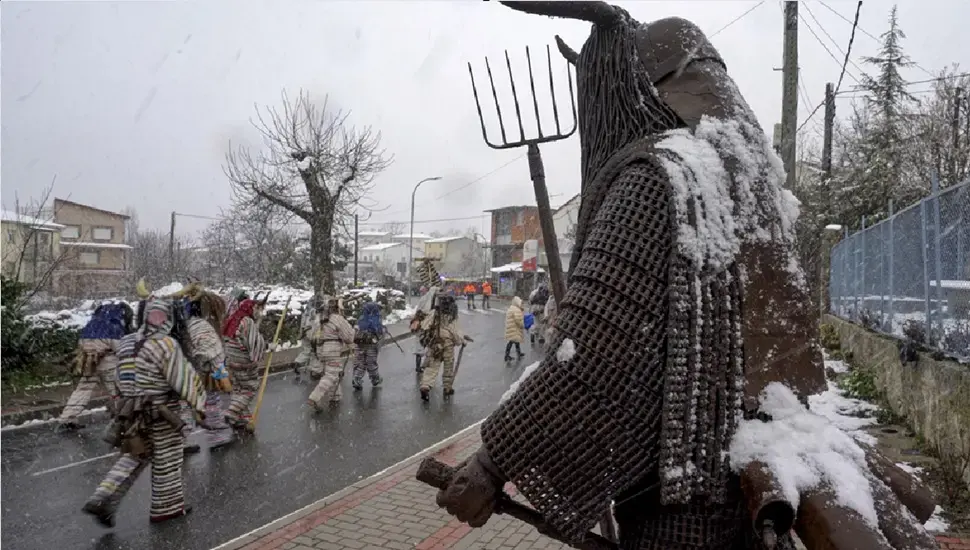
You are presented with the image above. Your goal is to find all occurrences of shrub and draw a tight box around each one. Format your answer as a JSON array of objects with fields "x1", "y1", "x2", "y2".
[
  {"x1": 1, "y1": 277, "x2": 80, "y2": 380},
  {"x1": 819, "y1": 323, "x2": 841, "y2": 350},
  {"x1": 838, "y1": 364, "x2": 879, "y2": 401}
]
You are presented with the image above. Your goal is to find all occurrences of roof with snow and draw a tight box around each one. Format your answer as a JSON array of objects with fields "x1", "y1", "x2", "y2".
[
  {"x1": 425, "y1": 236, "x2": 471, "y2": 243},
  {"x1": 61, "y1": 241, "x2": 133, "y2": 249},
  {"x1": 358, "y1": 231, "x2": 390, "y2": 237},
  {"x1": 360, "y1": 242, "x2": 405, "y2": 251},
  {"x1": 392, "y1": 233, "x2": 432, "y2": 240},
  {"x1": 0, "y1": 210, "x2": 65, "y2": 231},
  {"x1": 490, "y1": 262, "x2": 544, "y2": 273},
  {"x1": 53, "y1": 198, "x2": 130, "y2": 219}
]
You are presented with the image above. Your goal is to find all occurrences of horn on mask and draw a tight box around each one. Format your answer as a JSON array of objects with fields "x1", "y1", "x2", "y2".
[
  {"x1": 136, "y1": 278, "x2": 152, "y2": 299},
  {"x1": 555, "y1": 35, "x2": 579, "y2": 65},
  {"x1": 499, "y1": 1, "x2": 624, "y2": 27}
]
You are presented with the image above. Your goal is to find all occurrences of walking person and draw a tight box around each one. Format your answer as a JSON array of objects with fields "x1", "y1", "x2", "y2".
[
  {"x1": 503, "y1": 296, "x2": 526, "y2": 361},
  {"x1": 528, "y1": 283, "x2": 550, "y2": 344},
  {"x1": 307, "y1": 298, "x2": 355, "y2": 410},
  {"x1": 352, "y1": 302, "x2": 384, "y2": 391},
  {"x1": 59, "y1": 302, "x2": 134, "y2": 429},
  {"x1": 82, "y1": 298, "x2": 206, "y2": 527},
  {"x1": 222, "y1": 298, "x2": 267, "y2": 431},
  {"x1": 464, "y1": 282, "x2": 477, "y2": 310},
  {"x1": 481, "y1": 280, "x2": 492, "y2": 309},
  {"x1": 417, "y1": 295, "x2": 472, "y2": 401}
]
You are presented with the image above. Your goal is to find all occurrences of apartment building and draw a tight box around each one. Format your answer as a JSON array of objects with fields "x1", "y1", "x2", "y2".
[
  {"x1": 52, "y1": 198, "x2": 132, "y2": 296},
  {"x1": 1, "y1": 210, "x2": 64, "y2": 288},
  {"x1": 485, "y1": 205, "x2": 541, "y2": 268}
]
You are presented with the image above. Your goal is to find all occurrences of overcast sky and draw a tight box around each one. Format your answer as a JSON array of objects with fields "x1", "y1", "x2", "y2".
[{"x1": 3, "y1": 0, "x2": 967, "y2": 240}]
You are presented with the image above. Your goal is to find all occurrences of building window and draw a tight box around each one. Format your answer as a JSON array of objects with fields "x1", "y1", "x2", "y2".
[
  {"x1": 92, "y1": 227, "x2": 113, "y2": 241},
  {"x1": 79, "y1": 251, "x2": 100, "y2": 265},
  {"x1": 61, "y1": 225, "x2": 81, "y2": 239}
]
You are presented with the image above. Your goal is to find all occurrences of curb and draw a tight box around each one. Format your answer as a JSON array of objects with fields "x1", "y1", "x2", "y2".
[
  {"x1": 0, "y1": 331, "x2": 415, "y2": 431},
  {"x1": 211, "y1": 418, "x2": 484, "y2": 550}
]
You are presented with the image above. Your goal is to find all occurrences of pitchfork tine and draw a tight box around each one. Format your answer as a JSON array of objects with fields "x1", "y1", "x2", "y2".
[
  {"x1": 484, "y1": 57, "x2": 509, "y2": 146},
  {"x1": 525, "y1": 46, "x2": 543, "y2": 139},
  {"x1": 504, "y1": 50, "x2": 527, "y2": 143},
  {"x1": 467, "y1": 63, "x2": 493, "y2": 148},
  {"x1": 546, "y1": 45, "x2": 561, "y2": 135}
]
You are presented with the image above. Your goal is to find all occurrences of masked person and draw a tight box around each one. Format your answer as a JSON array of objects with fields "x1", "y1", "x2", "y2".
[
  {"x1": 59, "y1": 302, "x2": 134, "y2": 429},
  {"x1": 527, "y1": 284, "x2": 550, "y2": 344},
  {"x1": 417, "y1": 295, "x2": 472, "y2": 401},
  {"x1": 179, "y1": 286, "x2": 235, "y2": 449},
  {"x1": 222, "y1": 297, "x2": 267, "y2": 430},
  {"x1": 306, "y1": 298, "x2": 355, "y2": 410},
  {"x1": 293, "y1": 295, "x2": 321, "y2": 377},
  {"x1": 82, "y1": 299, "x2": 206, "y2": 527},
  {"x1": 352, "y1": 302, "x2": 384, "y2": 391},
  {"x1": 433, "y1": 5, "x2": 937, "y2": 550}
]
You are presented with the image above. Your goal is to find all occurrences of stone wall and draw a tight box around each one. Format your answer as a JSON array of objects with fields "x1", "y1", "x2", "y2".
[{"x1": 825, "y1": 315, "x2": 970, "y2": 488}]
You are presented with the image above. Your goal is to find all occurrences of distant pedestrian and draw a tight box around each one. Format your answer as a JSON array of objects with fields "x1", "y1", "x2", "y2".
[
  {"x1": 464, "y1": 283, "x2": 477, "y2": 309},
  {"x1": 503, "y1": 296, "x2": 526, "y2": 361},
  {"x1": 352, "y1": 302, "x2": 384, "y2": 390},
  {"x1": 481, "y1": 281, "x2": 492, "y2": 309}
]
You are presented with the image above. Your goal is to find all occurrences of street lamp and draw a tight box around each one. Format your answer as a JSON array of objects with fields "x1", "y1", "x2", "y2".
[{"x1": 408, "y1": 176, "x2": 441, "y2": 301}]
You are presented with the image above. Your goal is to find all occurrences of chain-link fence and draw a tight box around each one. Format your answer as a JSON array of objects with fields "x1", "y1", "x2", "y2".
[{"x1": 829, "y1": 179, "x2": 970, "y2": 361}]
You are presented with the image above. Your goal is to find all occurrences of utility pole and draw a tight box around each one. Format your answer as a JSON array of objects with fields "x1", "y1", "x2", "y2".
[
  {"x1": 780, "y1": 0, "x2": 799, "y2": 190},
  {"x1": 168, "y1": 211, "x2": 176, "y2": 276},
  {"x1": 821, "y1": 82, "x2": 835, "y2": 220},
  {"x1": 353, "y1": 213, "x2": 359, "y2": 287},
  {"x1": 952, "y1": 87, "x2": 963, "y2": 185}
]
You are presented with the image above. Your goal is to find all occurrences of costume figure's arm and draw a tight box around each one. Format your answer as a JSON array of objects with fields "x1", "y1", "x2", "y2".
[
  {"x1": 479, "y1": 160, "x2": 672, "y2": 543},
  {"x1": 241, "y1": 317, "x2": 267, "y2": 365},
  {"x1": 157, "y1": 338, "x2": 206, "y2": 413},
  {"x1": 335, "y1": 317, "x2": 356, "y2": 344}
]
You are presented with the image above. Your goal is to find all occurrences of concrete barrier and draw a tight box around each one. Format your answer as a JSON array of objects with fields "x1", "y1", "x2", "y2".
[{"x1": 825, "y1": 314, "x2": 970, "y2": 489}]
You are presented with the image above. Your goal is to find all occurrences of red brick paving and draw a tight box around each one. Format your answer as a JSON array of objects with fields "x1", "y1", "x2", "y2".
[{"x1": 213, "y1": 424, "x2": 970, "y2": 550}]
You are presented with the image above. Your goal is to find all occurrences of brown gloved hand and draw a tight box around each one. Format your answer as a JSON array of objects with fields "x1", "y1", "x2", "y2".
[{"x1": 435, "y1": 448, "x2": 506, "y2": 527}]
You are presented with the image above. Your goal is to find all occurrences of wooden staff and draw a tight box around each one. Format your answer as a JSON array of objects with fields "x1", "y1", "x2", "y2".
[{"x1": 248, "y1": 296, "x2": 292, "y2": 432}]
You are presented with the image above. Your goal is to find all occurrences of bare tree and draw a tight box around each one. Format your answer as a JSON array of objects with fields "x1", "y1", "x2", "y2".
[
  {"x1": 224, "y1": 90, "x2": 393, "y2": 295},
  {"x1": 128, "y1": 229, "x2": 194, "y2": 288},
  {"x1": 1, "y1": 182, "x2": 70, "y2": 304},
  {"x1": 380, "y1": 221, "x2": 406, "y2": 236}
]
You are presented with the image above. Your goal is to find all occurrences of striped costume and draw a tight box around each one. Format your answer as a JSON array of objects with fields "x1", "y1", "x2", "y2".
[
  {"x1": 307, "y1": 314, "x2": 355, "y2": 409},
  {"x1": 84, "y1": 300, "x2": 206, "y2": 525},
  {"x1": 224, "y1": 316, "x2": 266, "y2": 427},
  {"x1": 60, "y1": 339, "x2": 119, "y2": 422},
  {"x1": 183, "y1": 317, "x2": 234, "y2": 447}
]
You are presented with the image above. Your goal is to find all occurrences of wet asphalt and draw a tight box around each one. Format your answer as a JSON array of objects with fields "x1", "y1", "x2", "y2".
[{"x1": 1, "y1": 306, "x2": 542, "y2": 550}]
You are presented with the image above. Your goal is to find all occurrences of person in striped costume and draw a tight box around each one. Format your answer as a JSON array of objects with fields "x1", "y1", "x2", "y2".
[
  {"x1": 180, "y1": 288, "x2": 235, "y2": 448},
  {"x1": 352, "y1": 302, "x2": 384, "y2": 391},
  {"x1": 82, "y1": 298, "x2": 206, "y2": 527},
  {"x1": 222, "y1": 298, "x2": 267, "y2": 431},
  {"x1": 58, "y1": 302, "x2": 134, "y2": 429},
  {"x1": 306, "y1": 297, "x2": 355, "y2": 410}
]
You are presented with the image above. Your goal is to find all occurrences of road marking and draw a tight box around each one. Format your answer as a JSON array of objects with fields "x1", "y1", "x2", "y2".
[{"x1": 30, "y1": 452, "x2": 117, "y2": 477}]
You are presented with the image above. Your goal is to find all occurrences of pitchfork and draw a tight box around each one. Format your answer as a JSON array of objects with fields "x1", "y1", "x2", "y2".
[{"x1": 467, "y1": 45, "x2": 576, "y2": 308}]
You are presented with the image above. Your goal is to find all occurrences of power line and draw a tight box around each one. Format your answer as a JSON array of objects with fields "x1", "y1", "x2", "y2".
[
  {"x1": 816, "y1": 0, "x2": 937, "y2": 79},
  {"x1": 797, "y1": 10, "x2": 861, "y2": 87},
  {"x1": 434, "y1": 154, "x2": 525, "y2": 201},
  {"x1": 844, "y1": 72, "x2": 970, "y2": 91},
  {"x1": 709, "y1": 1, "x2": 766, "y2": 38},
  {"x1": 360, "y1": 213, "x2": 488, "y2": 226},
  {"x1": 833, "y1": 0, "x2": 863, "y2": 94}
]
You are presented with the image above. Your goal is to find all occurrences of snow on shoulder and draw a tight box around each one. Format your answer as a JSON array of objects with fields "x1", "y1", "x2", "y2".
[
  {"x1": 728, "y1": 382, "x2": 880, "y2": 528},
  {"x1": 655, "y1": 116, "x2": 804, "y2": 283}
]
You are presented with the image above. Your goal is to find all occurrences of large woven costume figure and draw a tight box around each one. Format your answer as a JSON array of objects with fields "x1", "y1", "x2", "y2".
[
  {"x1": 435, "y1": 3, "x2": 937, "y2": 550},
  {"x1": 82, "y1": 299, "x2": 205, "y2": 527},
  {"x1": 222, "y1": 298, "x2": 267, "y2": 429},
  {"x1": 59, "y1": 302, "x2": 134, "y2": 427}
]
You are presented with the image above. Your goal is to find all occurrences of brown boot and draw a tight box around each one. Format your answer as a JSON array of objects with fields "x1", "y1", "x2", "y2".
[{"x1": 82, "y1": 499, "x2": 116, "y2": 528}]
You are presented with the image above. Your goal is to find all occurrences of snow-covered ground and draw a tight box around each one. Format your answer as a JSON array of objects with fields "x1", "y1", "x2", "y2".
[{"x1": 25, "y1": 283, "x2": 412, "y2": 330}]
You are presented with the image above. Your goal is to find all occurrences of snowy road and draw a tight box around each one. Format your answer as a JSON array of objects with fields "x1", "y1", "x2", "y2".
[{"x1": 0, "y1": 307, "x2": 541, "y2": 550}]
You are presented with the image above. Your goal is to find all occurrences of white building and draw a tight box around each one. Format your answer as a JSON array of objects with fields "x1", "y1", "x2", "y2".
[
  {"x1": 357, "y1": 231, "x2": 391, "y2": 247},
  {"x1": 538, "y1": 193, "x2": 580, "y2": 273},
  {"x1": 359, "y1": 241, "x2": 424, "y2": 281}
]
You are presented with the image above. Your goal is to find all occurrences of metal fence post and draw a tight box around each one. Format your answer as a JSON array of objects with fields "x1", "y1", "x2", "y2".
[
  {"x1": 843, "y1": 225, "x2": 849, "y2": 317},
  {"x1": 932, "y1": 173, "x2": 944, "y2": 342},
  {"x1": 860, "y1": 215, "x2": 867, "y2": 319},
  {"x1": 920, "y1": 198, "x2": 933, "y2": 345},
  {"x1": 887, "y1": 199, "x2": 895, "y2": 334}
]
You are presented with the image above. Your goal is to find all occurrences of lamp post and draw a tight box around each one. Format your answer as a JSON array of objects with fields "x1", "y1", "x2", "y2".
[{"x1": 408, "y1": 176, "x2": 441, "y2": 302}]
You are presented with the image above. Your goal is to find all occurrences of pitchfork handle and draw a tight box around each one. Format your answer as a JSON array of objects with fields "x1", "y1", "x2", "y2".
[{"x1": 416, "y1": 457, "x2": 618, "y2": 550}]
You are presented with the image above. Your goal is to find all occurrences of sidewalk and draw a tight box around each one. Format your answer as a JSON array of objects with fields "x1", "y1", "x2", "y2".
[
  {"x1": 214, "y1": 421, "x2": 569, "y2": 550},
  {"x1": 215, "y1": 422, "x2": 969, "y2": 550}
]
